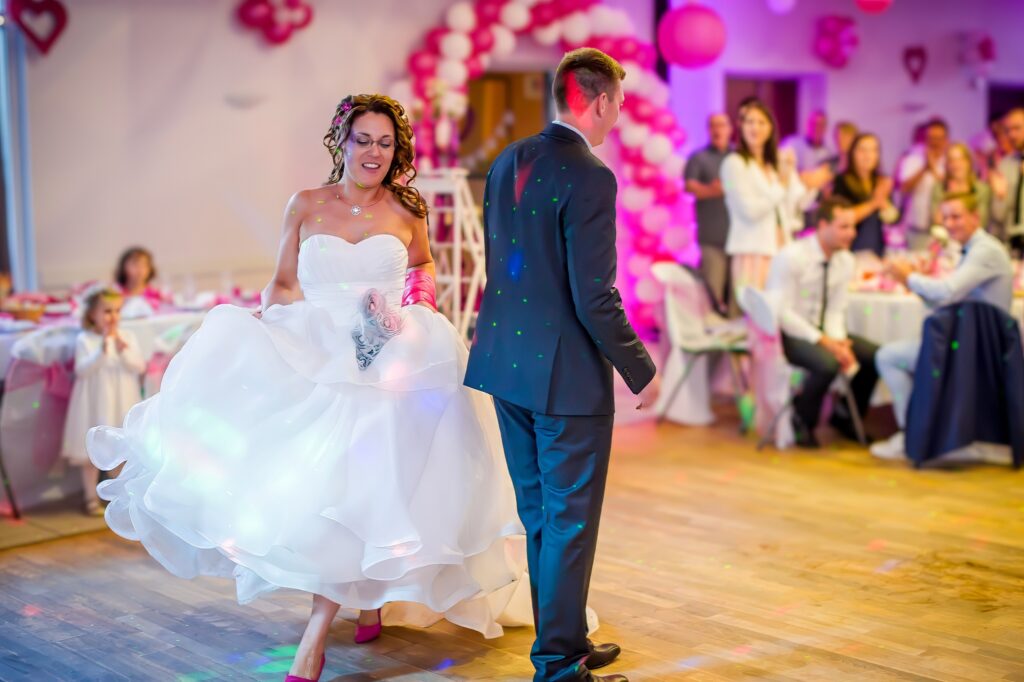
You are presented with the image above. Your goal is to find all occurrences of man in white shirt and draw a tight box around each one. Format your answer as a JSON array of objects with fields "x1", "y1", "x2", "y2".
[
  {"x1": 871, "y1": 192, "x2": 1015, "y2": 459},
  {"x1": 766, "y1": 196, "x2": 880, "y2": 447},
  {"x1": 897, "y1": 118, "x2": 949, "y2": 250}
]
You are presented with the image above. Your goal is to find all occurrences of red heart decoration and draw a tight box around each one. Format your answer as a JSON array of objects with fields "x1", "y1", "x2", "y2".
[
  {"x1": 10, "y1": 0, "x2": 68, "y2": 56},
  {"x1": 903, "y1": 45, "x2": 928, "y2": 83}
]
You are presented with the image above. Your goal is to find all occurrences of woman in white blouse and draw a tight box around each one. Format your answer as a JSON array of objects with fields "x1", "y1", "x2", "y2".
[{"x1": 722, "y1": 101, "x2": 807, "y2": 294}]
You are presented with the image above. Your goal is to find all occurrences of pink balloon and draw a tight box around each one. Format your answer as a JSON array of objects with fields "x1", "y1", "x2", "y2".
[
  {"x1": 238, "y1": 0, "x2": 272, "y2": 28},
  {"x1": 632, "y1": 100, "x2": 655, "y2": 123},
  {"x1": 616, "y1": 37, "x2": 640, "y2": 60},
  {"x1": 634, "y1": 165, "x2": 660, "y2": 188},
  {"x1": 855, "y1": 0, "x2": 893, "y2": 14},
  {"x1": 637, "y1": 44, "x2": 658, "y2": 69},
  {"x1": 466, "y1": 54, "x2": 486, "y2": 79},
  {"x1": 591, "y1": 36, "x2": 615, "y2": 54},
  {"x1": 475, "y1": 0, "x2": 504, "y2": 26},
  {"x1": 409, "y1": 51, "x2": 438, "y2": 76},
  {"x1": 531, "y1": 2, "x2": 559, "y2": 29},
  {"x1": 651, "y1": 110, "x2": 676, "y2": 133},
  {"x1": 657, "y1": 5, "x2": 726, "y2": 69},
  {"x1": 620, "y1": 146, "x2": 643, "y2": 165},
  {"x1": 285, "y1": 0, "x2": 313, "y2": 29},
  {"x1": 669, "y1": 127, "x2": 686, "y2": 147},
  {"x1": 470, "y1": 26, "x2": 494, "y2": 53},
  {"x1": 425, "y1": 27, "x2": 447, "y2": 54},
  {"x1": 264, "y1": 23, "x2": 293, "y2": 44}
]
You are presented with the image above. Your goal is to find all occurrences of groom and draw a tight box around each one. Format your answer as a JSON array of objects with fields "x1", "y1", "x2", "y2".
[{"x1": 466, "y1": 48, "x2": 659, "y2": 682}]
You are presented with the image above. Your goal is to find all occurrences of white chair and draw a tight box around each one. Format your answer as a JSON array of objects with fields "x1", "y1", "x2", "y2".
[
  {"x1": 738, "y1": 286, "x2": 867, "y2": 450},
  {"x1": 651, "y1": 263, "x2": 748, "y2": 426}
]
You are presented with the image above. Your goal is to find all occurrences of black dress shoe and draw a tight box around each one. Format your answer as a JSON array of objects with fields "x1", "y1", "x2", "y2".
[
  {"x1": 791, "y1": 415, "x2": 820, "y2": 449},
  {"x1": 586, "y1": 640, "x2": 621, "y2": 670}
]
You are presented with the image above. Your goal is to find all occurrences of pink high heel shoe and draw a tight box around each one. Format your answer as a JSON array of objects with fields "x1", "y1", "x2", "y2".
[
  {"x1": 284, "y1": 653, "x2": 325, "y2": 682},
  {"x1": 354, "y1": 608, "x2": 382, "y2": 644}
]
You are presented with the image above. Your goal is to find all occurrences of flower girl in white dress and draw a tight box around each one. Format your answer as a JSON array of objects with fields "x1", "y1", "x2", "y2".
[{"x1": 63, "y1": 287, "x2": 143, "y2": 515}]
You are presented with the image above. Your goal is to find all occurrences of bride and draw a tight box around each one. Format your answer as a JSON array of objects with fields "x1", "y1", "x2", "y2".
[{"x1": 88, "y1": 94, "x2": 530, "y2": 681}]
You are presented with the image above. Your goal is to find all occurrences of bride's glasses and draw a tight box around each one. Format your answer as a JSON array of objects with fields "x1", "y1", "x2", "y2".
[{"x1": 351, "y1": 134, "x2": 393, "y2": 151}]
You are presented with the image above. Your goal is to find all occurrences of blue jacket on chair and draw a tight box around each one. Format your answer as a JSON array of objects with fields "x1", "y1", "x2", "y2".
[{"x1": 906, "y1": 300, "x2": 1024, "y2": 468}]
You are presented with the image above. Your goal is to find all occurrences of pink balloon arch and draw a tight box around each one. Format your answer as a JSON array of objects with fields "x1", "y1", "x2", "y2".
[{"x1": 391, "y1": 0, "x2": 698, "y2": 336}]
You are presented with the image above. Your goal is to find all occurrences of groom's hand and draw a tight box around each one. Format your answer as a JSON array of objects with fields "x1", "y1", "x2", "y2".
[{"x1": 636, "y1": 374, "x2": 661, "y2": 410}]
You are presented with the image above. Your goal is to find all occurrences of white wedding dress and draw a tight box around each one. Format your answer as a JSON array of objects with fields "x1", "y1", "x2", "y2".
[{"x1": 88, "y1": 232, "x2": 535, "y2": 638}]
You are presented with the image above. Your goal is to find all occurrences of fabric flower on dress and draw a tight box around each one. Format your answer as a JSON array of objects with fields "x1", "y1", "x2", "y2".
[{"x1": 352, "y1": 289, "x2": 402, "y2": 369}]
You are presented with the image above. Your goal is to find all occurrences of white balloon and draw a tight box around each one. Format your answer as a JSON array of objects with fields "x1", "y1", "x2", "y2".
[
  {"x1": 628, "y1": 254, "x2": 654, "y2": 277},
  {"x1": 590, "y1": 7, "x2": 633, "y2": 36},
  {"x1": 640, "y1": 205, "x2": 671, "y2": 234},
  {"x1": 587, "y1": 6, "x2": 618, "y2": 35},
  {"x1": 437, "y1": 59, "x2": 469, "y2": 86},
  {"x1": 446, "y1": 2, "x2": 477, "y2": 32},
  {"x1": 500, "y1": 3, "x2": 531, "y2": 31},
  {"x1": 442, "y1": 90, "x2": 468, "y2": 118},
  {"x1": 767, "y1": 0, "x2": 798, "y2": 14},
  {"x1": 621, "y1": 186, "x2": 654, "y2": 213},
  {"x1": 661, "y1": 154, "x2": 686, "y2": 179},
  {"x1": 491, "y1": 25, "x2": 516, "y2": 56},
  {"x1": 435, "y1": 117, "x2": 453, "y2": 148},
  {"x1": 642, "y1": 134, "x2": 673, "y2": 165},
  {"x1": 662, "y1": 227, "x2": 690, "y2": 252},
  {"x1": 561, "y1": 12, "x2": 592, "y2": 45},
  {"x1": 388, "y1": 79, "x2": 414, "y2": 110},
  {"x1": 647, "y1": 79, "x2": 670, "y2": 107},
  {"x1": 620, "y1": 61, "x2": 644, "y2": 93},
  {"x1": 619, "y1": 123, "x2": 648, "y2": 149},
  {"x1": 440, "y1": 32, "x2": 473, "y2": 61},
  {"x1": 511, "y1": 0, "x2": 542, "y2": 6},
  {"x1": 635, "y1": 277, "x2": 663, "y2": 304},
  {"x1": 533, "y1": 20, "x2": 562, "y2": 46}
]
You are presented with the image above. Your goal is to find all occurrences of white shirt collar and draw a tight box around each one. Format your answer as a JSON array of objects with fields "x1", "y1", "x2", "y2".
[{"x1": 553, "y1": 120, "x2": 593, "y2": 152}]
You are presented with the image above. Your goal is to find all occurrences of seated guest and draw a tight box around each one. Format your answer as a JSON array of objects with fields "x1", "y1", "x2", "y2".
[
  {"x1": 684, "y1": 112, "x2": 733, "y2": 312},
  {"x1": 766, "y1": 196, "x2": 879, "y2": 447},
  {"x1": 115, "y1": 246, "x2": 162, "y2": 318},
  {"x1": 871, "y1": 192, "x2": 1015, "y2": 460},
  {"x1": 831, "y1": 133, "x2": 896, "y2": 258},
  {"x1": 930, "y1": 142, "x2": 991, "y2": 230}
]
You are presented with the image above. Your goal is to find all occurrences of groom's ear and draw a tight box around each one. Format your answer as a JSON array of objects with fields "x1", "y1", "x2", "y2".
[{"x1": 595, "y1": 91, "x2": 609, "y2": 118}]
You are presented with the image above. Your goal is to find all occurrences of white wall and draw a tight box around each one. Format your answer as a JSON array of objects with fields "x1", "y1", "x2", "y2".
[
  {"x1": 24, "y1": 0, "x2": 653, "y2": 292},
  {"x1": 670, "y1": 0, "x2": 1024, "y2": 167}
]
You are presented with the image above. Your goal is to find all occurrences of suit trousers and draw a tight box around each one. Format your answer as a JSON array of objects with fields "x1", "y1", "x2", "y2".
[{"x1": 493, "y1": 398, "x2": 615, "y2": 682}]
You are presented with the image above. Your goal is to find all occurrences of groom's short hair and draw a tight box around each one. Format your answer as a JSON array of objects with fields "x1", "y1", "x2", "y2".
[{"x1": 553, "y1": 48, "x2": 626, "y2": 114}]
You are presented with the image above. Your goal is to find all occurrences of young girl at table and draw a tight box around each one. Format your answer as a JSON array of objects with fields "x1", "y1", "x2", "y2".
[
  {"x1": 62, "y1": 288, "x2": 145, "y2": 515},
  {"x1": 115, "y1": 246, "x2": 166, "y2": 318}
]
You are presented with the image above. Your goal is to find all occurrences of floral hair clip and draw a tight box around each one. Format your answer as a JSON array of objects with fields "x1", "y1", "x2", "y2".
[{"x1": 332, "y1": 116, "x2": 343, "y2": 125}]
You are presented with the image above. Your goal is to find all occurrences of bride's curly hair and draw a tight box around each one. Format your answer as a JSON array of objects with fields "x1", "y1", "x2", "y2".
[{"x1": 323, "y1": 94, "x2": 428, "y2": 219}]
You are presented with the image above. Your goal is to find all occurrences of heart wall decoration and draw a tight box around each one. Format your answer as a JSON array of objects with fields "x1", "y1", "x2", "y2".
[
  {"x1": 903, "y1": 45, "x2": 927, "y2": 83},
  {"x1": 9, "y1": 0, "x2": 68, "y2": 56}
]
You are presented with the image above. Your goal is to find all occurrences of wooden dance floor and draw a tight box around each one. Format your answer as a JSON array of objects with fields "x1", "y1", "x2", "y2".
[{"x1": 1, "y1": 416, "x2": 1022, "y2": 681}]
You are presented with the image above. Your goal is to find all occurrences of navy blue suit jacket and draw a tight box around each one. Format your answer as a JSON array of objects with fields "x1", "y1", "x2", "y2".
[
  {"x1": 906, "y1": 301, "x2": 1024, "y2": 467},
  {"x1": 464, "y1": 123, "x2": 655, "y2": 416}
]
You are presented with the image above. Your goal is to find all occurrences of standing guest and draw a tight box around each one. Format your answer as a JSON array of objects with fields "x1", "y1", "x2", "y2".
[
  {"x1": 782, "y1": 109, "x2": 832, "y2": 173},
  {"x1": 897, "y1": 118, "x2": 950, "y2": 250},
  {"x1": 930, "y1": 142, "x2": 991, "y2": 230},
  {"x1": 721, "y1": 100, "x2": 806, "y2": 294},
  {"x1": 871, "y1": 192, "x2": 1014, "y2": 460},
  {"x1": 782, "y1": 110, "x2": 835, "y2": 226},
  {"x1": 62, "y1": 288, "x2": 144, "y2": 516},
  {"x1": 766, "y1": 197, "x2": 879, "y2": 448},
  {"x1": 991, "y1": 107, "x2": 1024, "y2": 256},
  {"x1": 684, "y1": 113, "x2": 733, "y2": 311},
  {"x1": 115, "y1": 246, "x2": 163, "y2": 318},
  {"x1": 830, "y1": 121, "x2": 859, "y2": 175},
  {"x1": 830, "y1": 133, "x2": 896, "y2": 257}
]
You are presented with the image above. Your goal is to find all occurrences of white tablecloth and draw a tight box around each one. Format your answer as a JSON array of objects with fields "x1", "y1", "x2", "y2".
[{"x1": 846, "y1": 292, "x2": 1024, "y2": 344}]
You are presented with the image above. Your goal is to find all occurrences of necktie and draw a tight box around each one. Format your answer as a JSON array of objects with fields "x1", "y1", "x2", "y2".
[
  {"x1": 1014, "y1": 155, "x2": 1024, "y2": 227},
  {"x1": 818, "y1": 260, "x2": 830, "y2": 331}
]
